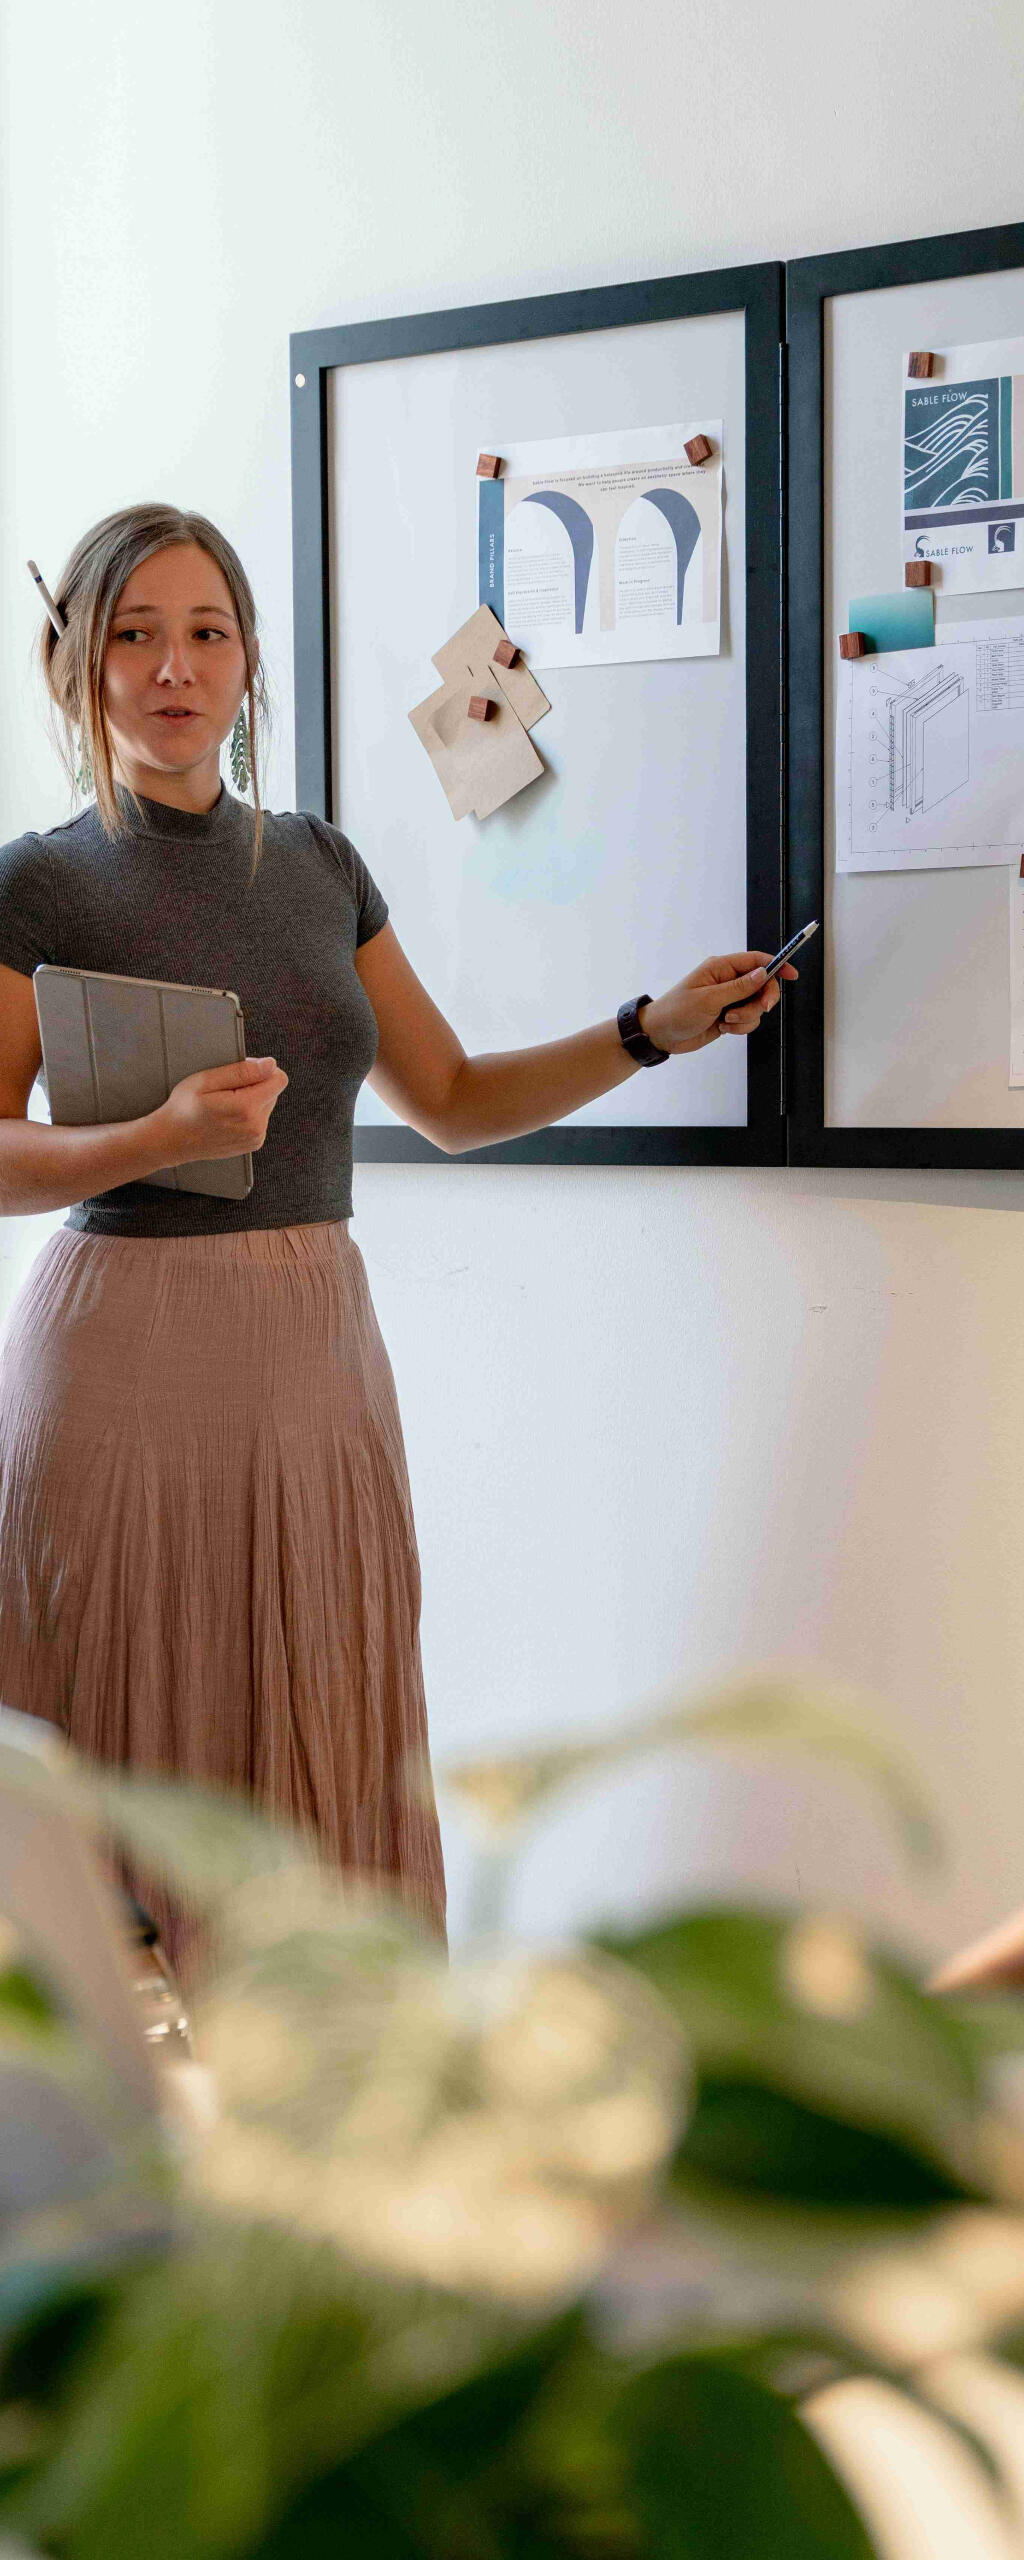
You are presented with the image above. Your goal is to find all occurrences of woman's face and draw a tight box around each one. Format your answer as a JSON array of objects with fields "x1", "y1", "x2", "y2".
[{"x1": 101, "y1": 540, "x2": 251, "y2": 804}]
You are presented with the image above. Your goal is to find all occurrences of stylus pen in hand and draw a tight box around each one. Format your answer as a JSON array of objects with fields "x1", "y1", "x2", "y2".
[
  {"x1": 717, "y1": 918, "x2": 818, "y2": 1028},
  {"x1": 760, "y1": 918, "x2": 819, "y2": 985}
]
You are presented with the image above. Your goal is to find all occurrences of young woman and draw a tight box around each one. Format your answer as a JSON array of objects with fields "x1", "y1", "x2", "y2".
[{"x1": 0, "y1": 502, "x2": 793, "y2": 1982}]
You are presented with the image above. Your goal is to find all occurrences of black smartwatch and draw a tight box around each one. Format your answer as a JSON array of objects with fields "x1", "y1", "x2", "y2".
[{"x1": 617, "y1": 993, "x2": 670, "y2": 1066}]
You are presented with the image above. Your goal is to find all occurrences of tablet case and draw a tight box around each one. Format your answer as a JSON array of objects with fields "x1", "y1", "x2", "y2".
[{"x1": 32, "y1": 964, "x2": 254, "y2": 1200}]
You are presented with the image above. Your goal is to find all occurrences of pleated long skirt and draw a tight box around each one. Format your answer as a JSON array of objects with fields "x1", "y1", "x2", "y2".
[{"x1": 0, "y1": 1219, "x2": 447, "y2": 1982}]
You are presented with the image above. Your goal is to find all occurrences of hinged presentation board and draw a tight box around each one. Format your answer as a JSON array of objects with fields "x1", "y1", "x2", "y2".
[
  {"x1": 292, "y1": 225, "x2": 1024, "y2": 1179},
  {"x1": 290, "y1": 265, "x2": 786, "y2": 1170},
  {"x1": 787, "y1": 218, "x2": 1024, "y2": 1169}
]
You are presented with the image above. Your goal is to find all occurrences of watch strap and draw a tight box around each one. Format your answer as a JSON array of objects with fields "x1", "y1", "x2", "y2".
[{"x1": 617, "y1": 992, "x2": 670, "y2": 1066}]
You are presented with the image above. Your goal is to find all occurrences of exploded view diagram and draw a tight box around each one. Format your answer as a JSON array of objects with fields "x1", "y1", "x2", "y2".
[
  {"x1": 837, "y1": 617, "x2": 1024, "y2": 874},
  {"x1": 881, "y1": 662, "x2": 970, "y2": 820}
]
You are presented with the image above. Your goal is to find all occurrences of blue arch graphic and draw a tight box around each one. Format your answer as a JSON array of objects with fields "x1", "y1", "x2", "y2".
[
  {"x1": 523, "y1": 491, "x2": 594, "y2": 633},
  {"x1": 641, "y1": 489, "x2": 702, "y2": 623}
]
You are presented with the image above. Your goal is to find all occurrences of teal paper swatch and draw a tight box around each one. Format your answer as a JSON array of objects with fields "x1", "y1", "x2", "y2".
[{"x1": 848, "y1": 589, "x2": 935, "y2": 652}]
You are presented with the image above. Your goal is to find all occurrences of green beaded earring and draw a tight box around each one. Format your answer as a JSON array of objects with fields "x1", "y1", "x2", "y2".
[
  {"x1": 74, "y1": 729, "x2": 94, "y2": 797},
  {"x1": 229, "y1": 702, "x2": 251, "y2": 794}
]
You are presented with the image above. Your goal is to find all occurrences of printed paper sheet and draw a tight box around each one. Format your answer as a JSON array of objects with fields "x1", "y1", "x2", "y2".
[
  {"x1": 903, "y1": 338, "x2": 1024, "y2": 593},
  {"x1": 836, "y1": 615, "x2": 1024, "y2": 873},
  {"x1": 478, "y1": 423, "x2": 722, "y2": 669},
  {"x1": 1009, "y1": 865, "x2": 1024, "y2": 1086}
]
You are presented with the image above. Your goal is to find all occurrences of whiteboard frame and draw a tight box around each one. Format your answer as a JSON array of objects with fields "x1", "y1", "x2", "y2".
[
  {"x1": 289, "y1": 264, "x2": 787, "y2": 1170},
  {"x1": 787, "y1": 218, "x2": 1024, "y2": 1169}
]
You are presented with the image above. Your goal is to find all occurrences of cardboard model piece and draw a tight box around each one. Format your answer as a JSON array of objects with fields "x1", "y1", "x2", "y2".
[{"x1": 409, "y1": 605, "x2": 550, "y2": 820}]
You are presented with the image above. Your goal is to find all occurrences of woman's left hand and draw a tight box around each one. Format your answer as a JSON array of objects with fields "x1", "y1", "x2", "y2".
[{"x1": 642, "y1": 952, "x2": 799, "y2": 1057}]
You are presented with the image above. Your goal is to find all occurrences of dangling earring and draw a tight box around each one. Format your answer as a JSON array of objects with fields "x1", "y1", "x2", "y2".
[
  {"x1": 229, "y1": 702, "x2": 251, "y2": 794},
  {"x1": 74, "y1": 729, "x2": 93, "y2": 797}
]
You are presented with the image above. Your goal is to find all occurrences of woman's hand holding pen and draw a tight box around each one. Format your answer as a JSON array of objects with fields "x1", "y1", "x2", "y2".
[
  {"x1": 154, "y1": 1055, "x2": 289, "y2": 1164},
  {"x1": 641, "y1": 952, "x2": 799, "y2": 1057}
]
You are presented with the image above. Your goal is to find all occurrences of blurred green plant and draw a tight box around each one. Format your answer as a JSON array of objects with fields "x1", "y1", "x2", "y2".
[{"x1": 0, "y1": 1685, "x2": 1021, "y2": 2557}]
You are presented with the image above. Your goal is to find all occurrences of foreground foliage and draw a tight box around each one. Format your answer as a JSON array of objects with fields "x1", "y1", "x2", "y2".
[{"x1": 0, "y1": 1689, "x2": 1022, "y2": 2556}]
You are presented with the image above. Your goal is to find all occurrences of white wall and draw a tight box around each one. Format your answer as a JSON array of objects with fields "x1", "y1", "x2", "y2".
[{"x1": 2, "y1": 0, "x2": 1024, "y2": 1966}]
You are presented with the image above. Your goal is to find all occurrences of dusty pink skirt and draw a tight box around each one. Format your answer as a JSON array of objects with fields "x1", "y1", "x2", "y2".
[{"x1": 0, "y1": 1219, "x2": 447, "y2": 1982}]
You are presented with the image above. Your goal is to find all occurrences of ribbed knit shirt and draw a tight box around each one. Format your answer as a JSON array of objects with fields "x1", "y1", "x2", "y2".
[{"x1": 0, "y1": 783, "x2": 389, "y2": 1236}]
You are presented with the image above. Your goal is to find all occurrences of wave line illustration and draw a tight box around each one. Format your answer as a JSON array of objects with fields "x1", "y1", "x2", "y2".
[{"x1": 904, "y1": 387, "x2": 997, "y2": 512}]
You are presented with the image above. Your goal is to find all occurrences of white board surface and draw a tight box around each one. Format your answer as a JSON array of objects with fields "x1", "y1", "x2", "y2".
[
  {"x1": 825, "y1": 263, "x2": 1024, "y2": 1128},
  {"x1": 328, "y1": 309, "x2": 750, "y2": 1131}
]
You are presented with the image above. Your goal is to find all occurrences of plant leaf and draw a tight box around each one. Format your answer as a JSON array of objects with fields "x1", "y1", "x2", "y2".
[
  {"x1": 246, "y1": 2317, "x2": 635, "y2": 2559},
  {"x1": 610, "y1": 2351, "x2": 878, "y2": 2559},
  {"x1": 13, "y1": 2225, "x2": 561, "y2": 2560},
  {"x1": 186, "y1": 1919, "x2": 686, "y2": 2309},
  {"x1": 589, "y1": 1909, "x2": 988, "y2": 2192},
  {"x1": 71, "y1": 1766, "x2": 430, "y2": 1964},
  {"x1": 438, "y1": 1676, "x2": 942, "y2": 1873},
  {"x1": 676, "y1": 2076, "x2": 976, "y2": 2208}
]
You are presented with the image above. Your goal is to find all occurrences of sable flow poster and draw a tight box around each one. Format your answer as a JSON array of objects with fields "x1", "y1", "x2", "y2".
[
  {"x1": 478, "y1": 423, "x2": 723, "y2": 669},
  {"x1": 903, "y1": 338, "x2": 1024, "y2": 592}
]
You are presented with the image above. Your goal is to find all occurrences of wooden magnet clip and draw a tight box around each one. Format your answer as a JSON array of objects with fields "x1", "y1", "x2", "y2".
[
  {"x1": 907, "y1": 352, "x2": 934, "y2": 379},
  {"x1": 492, "y1": 635, "x2": 519, "y2": 667},
  {"x1": 684, "y1": 433, "x2": 714, "y2": 465},
  {"x1": 839, "y1": 631, "x2": 869, "y2": 659},
  {"x1": 905, "y1": 560, "x2": 932, "y2": 586},
  {"x1": 468, "y1": 693, "x2": 494, "y2": 720},
  {"x1": 476, "y1": 453, "x2": 502, "y2": 478}
]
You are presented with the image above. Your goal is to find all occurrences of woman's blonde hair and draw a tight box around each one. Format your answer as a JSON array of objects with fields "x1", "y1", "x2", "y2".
[{"x1": 33, "y1": 503, "x2": 270, "y2": 881}]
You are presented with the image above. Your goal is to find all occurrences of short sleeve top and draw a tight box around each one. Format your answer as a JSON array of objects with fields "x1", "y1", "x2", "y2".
[{"x1": 0, "y1": 782, "x2": 390, "y2": 1234}]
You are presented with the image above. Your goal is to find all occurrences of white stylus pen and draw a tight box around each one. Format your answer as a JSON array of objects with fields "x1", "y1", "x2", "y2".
[
  {"x1": 26, "y1": 558, "x2": 66, "y2": 635},
  {"x1": 760, "y1": 917, "x2": 819, "y2": 983}
]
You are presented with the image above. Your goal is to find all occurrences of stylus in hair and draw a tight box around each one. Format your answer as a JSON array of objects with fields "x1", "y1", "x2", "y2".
[{"x1": 27, "y1": 559, "x2": 67, "y2": 636}]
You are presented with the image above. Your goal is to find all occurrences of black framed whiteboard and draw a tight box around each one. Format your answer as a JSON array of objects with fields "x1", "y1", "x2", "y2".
[
  {"x1": 289, "y1": 263, "x2": 786, "y2": 1171},
  {"x1": 787, "y1": 218, "x2": 1024, "y2": 1170}
]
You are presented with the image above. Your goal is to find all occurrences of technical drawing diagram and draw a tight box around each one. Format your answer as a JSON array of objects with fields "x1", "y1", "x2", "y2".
[
  {"x1": 837, "y1": 616, "x2": 1024, "y2": 875},
  {"x1": 884, "y1": 663, "x2": 970, "y2": 819}
]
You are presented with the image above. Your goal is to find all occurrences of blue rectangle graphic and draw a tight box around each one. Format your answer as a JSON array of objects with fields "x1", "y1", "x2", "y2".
[
  {"x1": 848, "y1": 588, "x2": 935, "y2": 652},
  {"x1": 477, "y1": 478, "x2": 504, "y2": 627}
]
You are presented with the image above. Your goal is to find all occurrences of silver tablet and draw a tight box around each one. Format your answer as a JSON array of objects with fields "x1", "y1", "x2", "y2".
[{"x1": 32, "y1": 963, "x2": 254, "y2": 1200}]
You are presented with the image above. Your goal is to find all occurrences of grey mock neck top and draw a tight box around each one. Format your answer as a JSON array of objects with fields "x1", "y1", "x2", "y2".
[{"x1": 0, "y1": 783, "x2": 389, "y2": 1236}]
